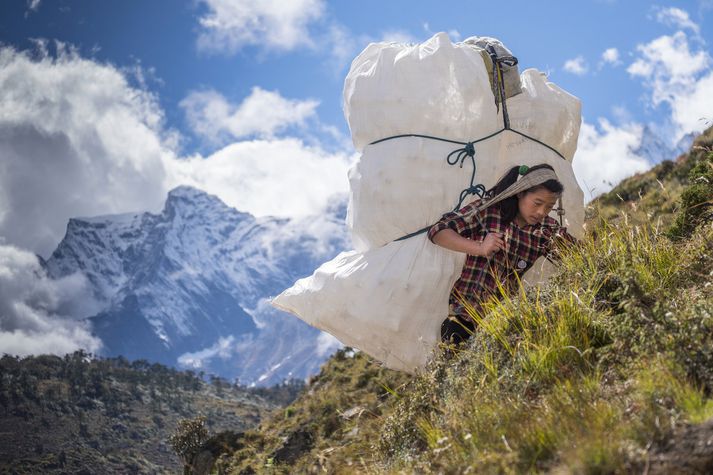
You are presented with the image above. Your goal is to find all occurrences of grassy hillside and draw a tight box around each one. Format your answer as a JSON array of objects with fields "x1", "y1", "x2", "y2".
[
  {"x1": 207, "y1": 129, "x2": 713, "y2": 474},
  {"x1": 213, "y1": 349, "x2": 410, "y2": 473}
]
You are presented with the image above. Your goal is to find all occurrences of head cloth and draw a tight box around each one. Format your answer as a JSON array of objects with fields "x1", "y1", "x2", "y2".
[{"x1": 463, "y1": 168, "x2": 560, "y2": 222}]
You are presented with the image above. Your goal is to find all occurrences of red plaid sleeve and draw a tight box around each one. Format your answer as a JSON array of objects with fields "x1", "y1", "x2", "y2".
[{"x1": 428, "y1": 200, "x2": 483, "y2": 243}]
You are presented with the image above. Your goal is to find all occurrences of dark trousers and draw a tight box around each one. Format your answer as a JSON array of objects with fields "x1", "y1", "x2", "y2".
[{"x1": 440, "y1": 314, "x2": 475, "y2": 345}]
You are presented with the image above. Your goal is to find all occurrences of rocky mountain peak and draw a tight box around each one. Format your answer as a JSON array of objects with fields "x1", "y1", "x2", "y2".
[{"x1": 163, "y1": 185, "x2": 252, "y2": 226}]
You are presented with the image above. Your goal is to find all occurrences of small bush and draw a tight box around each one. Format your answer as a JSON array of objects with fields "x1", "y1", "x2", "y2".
[
  {"x1": 169, "y1": 416, "x2": 209, "y2": 468},
  {"x1": 668, "y1": 151, "x2": 712, "y2": 240}
]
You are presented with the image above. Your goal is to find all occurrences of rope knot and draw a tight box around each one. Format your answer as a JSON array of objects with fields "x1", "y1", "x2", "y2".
[
  {"x1": 465, "y1": 184, "x2": 486, "y2": 197},
  {"x1": 446, "y1": 142, "x2": 477, "y2": 168},
  {"x1": 457, "y1": 184, "x2": 487, "y2": 211}
]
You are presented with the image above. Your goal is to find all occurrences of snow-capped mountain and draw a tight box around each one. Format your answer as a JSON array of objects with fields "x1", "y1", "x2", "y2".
[
  {"x1": 44, "y1": 186, "x2": 349, "y2": 385},
  {"x1": 634, "y1": 125, "x2": 695, "y2": 164}
]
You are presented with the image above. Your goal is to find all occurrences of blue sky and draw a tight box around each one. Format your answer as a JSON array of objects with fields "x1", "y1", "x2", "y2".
[
  {"x1": 3, "y1": 0, "x2": 712, "y2": 148},
  {"x1": 1, "y1": 0, "x2": 713, "y2": 257}
]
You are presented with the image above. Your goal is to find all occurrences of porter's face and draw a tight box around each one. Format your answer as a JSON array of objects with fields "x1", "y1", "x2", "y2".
[{"x1": 517, "y1": 187, "x2": 560, "y2": 225}]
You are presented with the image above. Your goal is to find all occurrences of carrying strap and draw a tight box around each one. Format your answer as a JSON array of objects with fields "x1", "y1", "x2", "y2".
[{"x1": 459, "y1": 168, "x2": 560, "y2": 229}]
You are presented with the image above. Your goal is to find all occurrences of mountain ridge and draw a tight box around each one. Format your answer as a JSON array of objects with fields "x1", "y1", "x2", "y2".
[{"x1": 43, "y1": 185, "x2": 350, "y2": 386}]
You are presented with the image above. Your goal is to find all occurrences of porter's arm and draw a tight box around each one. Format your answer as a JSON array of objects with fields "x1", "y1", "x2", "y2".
[
  {"x1": 431, "y1": 228, "x2": 504, "y2": 257},
  {"x1": 428, "y1": 200, "x2": 505, "y2": 257}
]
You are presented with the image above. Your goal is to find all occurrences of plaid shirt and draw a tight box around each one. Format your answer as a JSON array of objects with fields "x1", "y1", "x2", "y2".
[{"x1": 428, "y1": 199, "x2": 577, "y2": 319}]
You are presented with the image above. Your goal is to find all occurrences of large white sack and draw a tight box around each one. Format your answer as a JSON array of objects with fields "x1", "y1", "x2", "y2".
[
  {"x1": 272, "y1": 234, "x2": 466, "y2": 372},
  {"x1": 506, "y1": 69, "x2": 582, "y2": 162},
  {"x1": 344, "y1": 32, "x2": 499, "y2": 152},
  {"x1": 348, "y1": 67, "x2": 583, "y2": 252}
]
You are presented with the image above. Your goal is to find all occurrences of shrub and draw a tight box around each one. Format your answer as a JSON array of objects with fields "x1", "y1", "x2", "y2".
[
  {"x1": 169, "y1": 416, "x2": 209, "y2": 470},
  {"x1": 668, "y1": 151, "x2": 713, "y2": 240}
]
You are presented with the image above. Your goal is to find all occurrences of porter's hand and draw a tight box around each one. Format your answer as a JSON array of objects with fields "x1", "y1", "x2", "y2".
[{"x1": 479, "y1": 232, "x2": 505, "y2": 257}]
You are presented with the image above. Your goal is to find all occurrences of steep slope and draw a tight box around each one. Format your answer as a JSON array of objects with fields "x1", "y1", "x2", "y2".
[
  {"x1": 214, "y1": 349, "x2": 410, "y2": 474},
  {"x1": 208, "y1": 129, "x2": 713, "y2": 474}
]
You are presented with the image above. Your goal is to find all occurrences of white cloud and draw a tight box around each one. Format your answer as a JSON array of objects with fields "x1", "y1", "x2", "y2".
[
  {"x1": 167, "y1": 138, "x2": 353, "y2": 219},
  {"x1": 0, "y1": 44, "x2": 352, "y2": 261},
  {"x1": 667, "y1": 73, "x2": 713, "y2": 134},
  {"x1": 572, "y1": 119, "x2": 649, "y2": 201},
  {"x1": 325, "y1": 23, "x2": 358, "y2": 72},
  {"x1": 177, "y1": 335, "x2": 236, "y2": 368},
  {"x1": 196, "y1": 0, "x2": 326, "y2": 54},
  {"x1": 628, "y1": 31, "x2": 708, "y2": 82},
  {"x1": 611, "y1": 105, "x2": 633, "y2": 123},
  {"x1": 193, "y1": 0, "x2": 421, "y2": 75},
  {"x1": 194, "y1": 0, "x2": 367, "y2": 77},
  {"x1": 423, "y1": 23, "x2": 460, "y2": 42},
  {"x1": 0, "y1": 244, "x2": 103, "y2": 356},
  {"x1": 572, "y1": 26, "x2": 713, "y2": 201},
  {"x1": 0, "y1": 44, "x2": 174, "y2": 257},
  {"x1": 448, "y1": 29, "x2": 462, "y2": 42},
  {"x1": 27, "y1": 0, "x2": 41, "y2": 11},
  {"x1": 601, "y1": 47, "x2": 620, "y2": 65},
  {"x1": 563, "y1": 56, "x2": 588, "y2": 75},
  {"x1": 627, "y1": 31, "x2": 713, "y2": 141},
  {"x1": 259, "y1": 203, "x2": 350, "y2": 267},
  {"x1": 655, "y1": 6, "x2": 701, "y2": 35},
  {"x1": 316, "y1": 332, "x2": 341, "y2": 357},
  {"x1": 181, "y1": 87, "x2": 319, "y2": 144}
]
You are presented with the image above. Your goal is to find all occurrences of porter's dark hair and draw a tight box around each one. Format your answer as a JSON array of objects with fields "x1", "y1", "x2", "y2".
[{"x1": 486, "y1": 163, "x2": 564, "y2": 225}]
